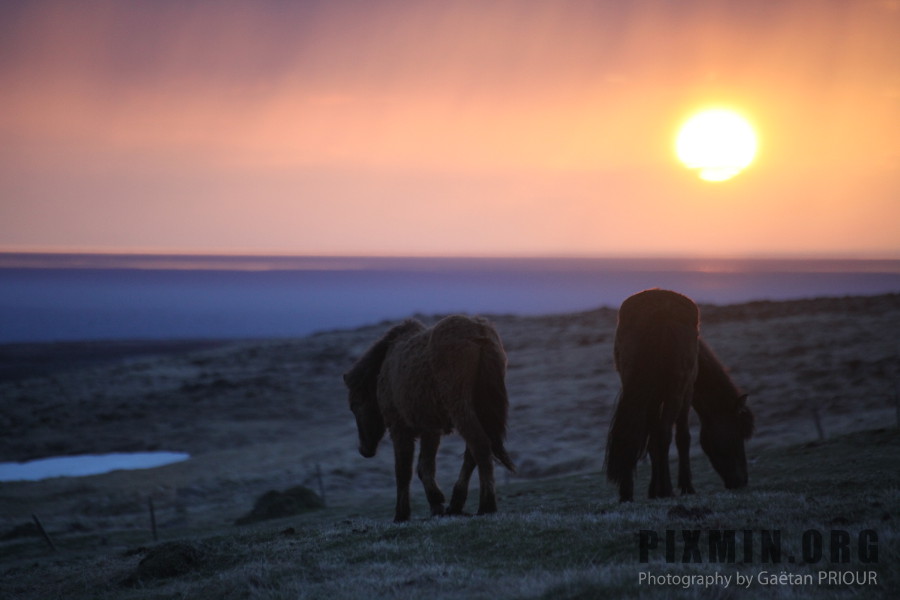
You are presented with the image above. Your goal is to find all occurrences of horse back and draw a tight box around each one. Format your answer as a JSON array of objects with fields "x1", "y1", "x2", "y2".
[
  {"x1": 427, "y1": 315, "x2": 506, "y2": 395},
  {"x1": 615, "y1": 289, "x2": 700, "y2": 393},
  {"x1": 617, "y1": 288, "x2": 699, "y2": 335},
  {"x1": 376, "y1": 315, "x2": 508, "y2": 437},
  {"x1": 429, "y1": 315, "x2": 503, "y2": 353}
]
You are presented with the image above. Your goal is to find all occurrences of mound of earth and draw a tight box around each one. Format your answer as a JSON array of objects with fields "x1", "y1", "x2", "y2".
[
  {"x1": 234, "y1": 485, "x2": 325, "y2": 525},
  {"x1": 123, "y1": 542, "x2": 204, "y2": 585}
]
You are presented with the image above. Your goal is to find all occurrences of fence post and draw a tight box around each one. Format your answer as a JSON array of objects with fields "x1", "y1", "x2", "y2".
[
  {"x1": 149, "y1": 498, "x2": 158, "y2": 542},
  {"x1": 811, "y1": 406, "x2": 825, "y2": 441},
  {"x1": 315, "y1": 463, "x2": 326, "y2": 507},
  {"x1": 31, "y1": 513, "x2": 57, "y2": 553}
]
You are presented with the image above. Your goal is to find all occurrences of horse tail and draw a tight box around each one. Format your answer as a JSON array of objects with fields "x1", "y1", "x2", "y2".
[
  {"x1": 471, "y1": 330, "x2": 516, "y2": 473},
  {"x1": 604, "y1": 387, "x2": 650, "y2": 484}
]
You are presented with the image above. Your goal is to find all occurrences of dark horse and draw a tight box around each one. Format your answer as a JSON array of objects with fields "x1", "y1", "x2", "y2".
[
  {"x1": 604, "y1": 289, "x2": 754, "y2": 502},
  {"x1": 343, "y1": 315, "x2": 515, "y2": 522}
]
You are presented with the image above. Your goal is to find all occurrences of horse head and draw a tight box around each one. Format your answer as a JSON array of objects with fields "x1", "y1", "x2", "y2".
[
  {"x1": 699, "y1": 394, "x2": 755, "y2": 489},
  {"x1": 343, "y1": 371, "x2": 386, "y2": 458},
  {"x1": 342, "y1": 320, "x2": 424, "y2": 458}
]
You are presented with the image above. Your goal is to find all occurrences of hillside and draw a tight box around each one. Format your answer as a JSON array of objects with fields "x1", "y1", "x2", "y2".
[{"x1": 1, "y1": 294, "x2": 898, "y2": 598}]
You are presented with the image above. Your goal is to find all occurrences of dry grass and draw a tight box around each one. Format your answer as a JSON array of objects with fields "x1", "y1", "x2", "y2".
[{"x1": 1, "y1": 429, "x2": 897, "y2": 599}]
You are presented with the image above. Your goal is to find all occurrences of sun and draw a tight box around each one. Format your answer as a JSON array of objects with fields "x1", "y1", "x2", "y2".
[{"x1": 675, "y1": 109, "x2": 758, "y2": 182}]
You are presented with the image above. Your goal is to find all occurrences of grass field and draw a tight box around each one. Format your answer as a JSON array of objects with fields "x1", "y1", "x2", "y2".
[
  {"x1": 2, "y1": 428, "x2": 897, "y2": 600},
  {"x1": 2, "y1": 295, "x2": 898, "y2": 598}
]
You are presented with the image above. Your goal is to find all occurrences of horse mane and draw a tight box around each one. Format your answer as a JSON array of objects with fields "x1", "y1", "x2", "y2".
[
  {"x1": 343, "y1": 319, "x2": 426, "y2": 401},
  {"x1": 694, "y1": 338, "x2": 755, "y2": 439}
]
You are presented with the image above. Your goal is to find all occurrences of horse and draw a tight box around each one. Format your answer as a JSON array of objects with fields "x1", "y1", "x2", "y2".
[
  {"x1": 604, "y1": 289, "x2": 755, "y2": 501},
  {"x1": 343, "y1": 315, "x2": 515, "y2": 522},
  {"x1": 605, "y1": 289, "x2": 700, "y2": 502}
]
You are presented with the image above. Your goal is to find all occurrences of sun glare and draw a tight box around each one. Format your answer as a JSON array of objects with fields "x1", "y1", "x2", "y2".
[{"x1": 675, "y1": 109, "x2": 758, "y2": 182}]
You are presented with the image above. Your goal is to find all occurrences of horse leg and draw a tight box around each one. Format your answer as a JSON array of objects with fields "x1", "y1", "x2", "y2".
[
  {"x1": 648, "y1": 430, "x2": 673, "y2": 498},
  {"x1": 447, "y1": 449, "x2": 476, "y2": 515},
  {"x1": 648, "y1": 400, "x2": 677, "y2": 499},
  {"x1": 391, "y1": 429, "x2": 415, "y2": 522},
  {"x1": 467, "y1": 435, "x2": 498, "y2": 515},
  {"x1": 618, "y1": 469, "x2": 635, "y2": 503},
  {"x1": 676, "y1": 394, "x2": 695, "y2": 495},
  {"x1": 416, "y1": 431, "x2": 445, "y2": 516}
]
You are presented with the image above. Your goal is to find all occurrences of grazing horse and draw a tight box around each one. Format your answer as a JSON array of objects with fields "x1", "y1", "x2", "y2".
[
  {"x1": 343, "y1": 315, "x2": 515, "y2": 522},
  {"x1": 605, "y1": 289, "x2": 700, "y2": 502},
  {"x1": 605, "y1": 289, "x2": 755, "y2": 501}
]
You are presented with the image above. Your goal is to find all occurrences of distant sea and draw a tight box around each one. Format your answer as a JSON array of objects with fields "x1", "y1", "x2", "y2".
[{"x1": 2, "y1": 254, "x2": 899, "y2": 343}]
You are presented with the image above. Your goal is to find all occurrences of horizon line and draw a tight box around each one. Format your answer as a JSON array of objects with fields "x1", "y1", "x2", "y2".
[
  {"x1": 2, "y1": 246, "x2": 900, "y2": 262},
  {"x1": 2, "y1": 250, "x2": 900, "y2": 274}
]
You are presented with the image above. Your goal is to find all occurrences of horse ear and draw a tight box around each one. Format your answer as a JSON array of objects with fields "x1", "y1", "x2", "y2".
[{"x1": 342, "y1": 372, "x2": 350, "y2": 386}]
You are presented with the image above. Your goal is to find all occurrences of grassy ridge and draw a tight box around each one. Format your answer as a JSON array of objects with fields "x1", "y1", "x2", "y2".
[{"x1": 2, "y1": 428, "x2": 897, "y2": 599}]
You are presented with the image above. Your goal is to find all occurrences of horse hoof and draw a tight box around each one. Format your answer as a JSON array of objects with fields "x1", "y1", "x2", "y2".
[{"x1": 430, "y1": 505, "x2": 445, "y2": 517}]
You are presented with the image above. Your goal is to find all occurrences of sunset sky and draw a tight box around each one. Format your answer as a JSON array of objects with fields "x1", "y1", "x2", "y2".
[{"x1": 1, "y1": 0, "x2": 898, "y2": 258}]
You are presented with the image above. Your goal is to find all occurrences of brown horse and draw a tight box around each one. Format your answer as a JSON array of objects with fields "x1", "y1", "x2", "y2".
[
  {"x1": 605, "y1": 289, "x2": 755, "y2": 501},
  {"x1": 343, "y1": 315, "x2": 515, "y2": 522},
  {"x1": 605, "y1": 289, "x2": 700, "y2": 502}
]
